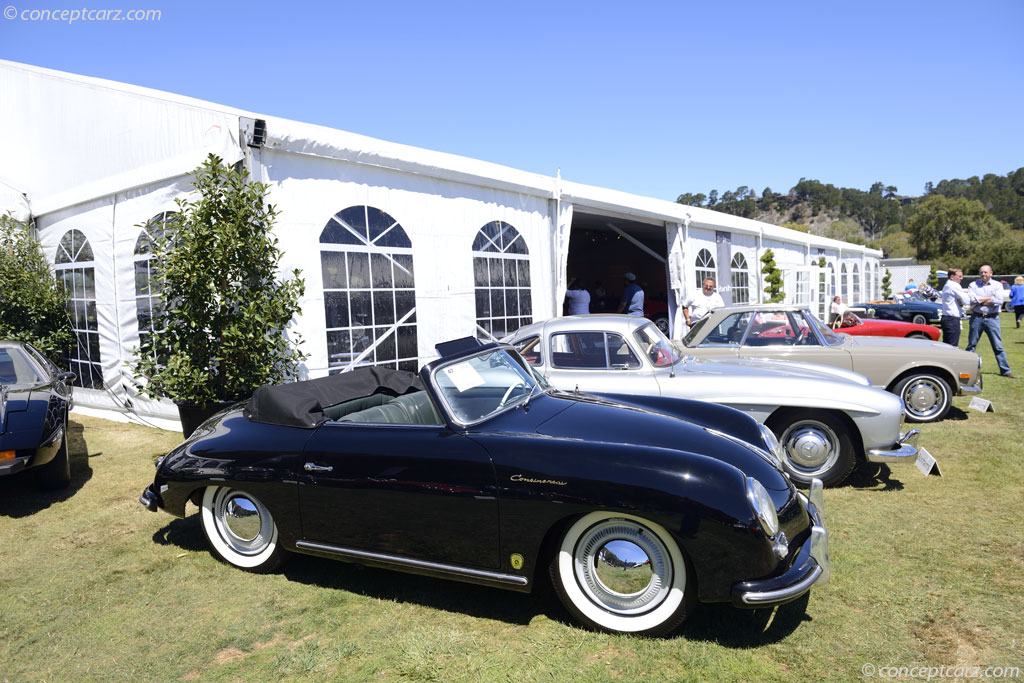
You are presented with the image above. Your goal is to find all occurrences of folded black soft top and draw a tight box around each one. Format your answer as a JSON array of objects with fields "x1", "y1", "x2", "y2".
[{"x1": 244, "y1": 367, "x2": 424, "y2": 428}]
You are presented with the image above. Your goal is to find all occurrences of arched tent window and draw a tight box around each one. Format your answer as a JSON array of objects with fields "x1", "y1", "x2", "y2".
[
  {"x1": 840, "y1": 263, "x2": 849, "y2": 302},
  {"x1": 828, "y1": 263, "x2": 836, "y2": 300},
  {"x1": 730, "y1": 252, "x2": 750, "y2": 304},
  {"x1": 874, "y1": 263, "x2": 881, "y2": 299},
  {"x1": 55, "y1": 229, "x2": 102, "y2": 388},
  {"x1": 134, "y1": 212, "x2": 178, "y2": 359},
  {"x1": 320, "y1": 206, "x2": 417, "y2": 373},
  {"x1": 852, "y1": 264, "x2": 861, "y2": 303},
  {"x1": 472, "y1": 221, "x2": 532, "y2": 339},
  {"x1": 695, "y1": 248, "x2": 716, "y2": 288}
]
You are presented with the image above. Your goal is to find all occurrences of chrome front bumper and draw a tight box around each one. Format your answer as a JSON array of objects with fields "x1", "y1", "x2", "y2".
[
  {"x1": 731, "y1": 478, "x2": 831, "y2": 607},
  {"x1": 867, "y1": 429, "x2": 921, "y2": 463}
]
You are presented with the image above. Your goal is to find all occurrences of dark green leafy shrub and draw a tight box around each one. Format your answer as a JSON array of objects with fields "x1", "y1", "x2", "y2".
[
  {"x1": 760, "y1": 249, "x2": 785, "y2": 303},
  {"x1": 0, "y1": 214, "x2": 73, "y2": 361},
  {"x1": 132, "y1": 155, "x2": 306, "y2": 405}
]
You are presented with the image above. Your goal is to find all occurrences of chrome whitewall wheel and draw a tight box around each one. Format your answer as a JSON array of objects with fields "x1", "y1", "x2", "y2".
[
  {"x1": 200, "y1": 486, "x2": 286, "y2": 572},
  {"x1": 551, "y1": 512, "x2": 692, "y2": 635}
]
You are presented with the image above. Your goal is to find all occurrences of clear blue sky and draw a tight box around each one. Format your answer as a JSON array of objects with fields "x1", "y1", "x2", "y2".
[{"x1": 2, "y1": 0, "x2": 1022, "y2": 202}]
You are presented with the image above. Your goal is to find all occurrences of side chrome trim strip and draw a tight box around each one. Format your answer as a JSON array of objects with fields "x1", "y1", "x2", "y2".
[{"x1": 294, "y1": 541, "x2": 529, "y2": 586}]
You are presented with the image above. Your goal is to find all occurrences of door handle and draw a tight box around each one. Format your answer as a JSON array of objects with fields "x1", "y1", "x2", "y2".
[{"x1": 304, "y1": 462, "x2": 333, "y2": 472}]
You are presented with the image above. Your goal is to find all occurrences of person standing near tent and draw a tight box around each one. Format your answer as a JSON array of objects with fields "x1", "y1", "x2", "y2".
[
  {"x1": 966, "y1": 264, "x2": 1014, "y2": 378},
  {"x1": 616, "y1": 272, "x2": 644, "y2": 317},
  {"x1": 683, "y1": 278, "x2": 725, "y2": 328},
  {"x1": 829, "y1": 295, "x2": 848, "y2": 326},
  {"x1": 564, "y1": 277, "x2": 591, "y2": 315},
  {"x1": 905, "y1": 278, "x2": 916, "y2": 292},
  {"x1": 1010, "y1": 275, "x2": 1024, "y2": 328},
  {"x1": 939, "y1": 268, "x2": 970, "y2": 346}
]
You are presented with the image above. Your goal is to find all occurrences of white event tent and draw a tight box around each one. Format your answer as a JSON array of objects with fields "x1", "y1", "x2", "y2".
[{"x1": 0, "y1": 60, "x2": 883, "y2": 428}]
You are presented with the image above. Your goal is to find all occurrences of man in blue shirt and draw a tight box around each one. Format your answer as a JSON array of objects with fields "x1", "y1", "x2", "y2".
[
  {"x1": 966, "y1": 265, "x2": 1014, "y2": 378},
  {"x1": 616, "y1": 272, "x2": 644, "y2": 317}
]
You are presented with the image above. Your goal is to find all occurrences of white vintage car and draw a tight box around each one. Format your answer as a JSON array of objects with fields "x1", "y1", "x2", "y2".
[{"x1": 508, "y1": 315, "x2": 919, "y2": 487}]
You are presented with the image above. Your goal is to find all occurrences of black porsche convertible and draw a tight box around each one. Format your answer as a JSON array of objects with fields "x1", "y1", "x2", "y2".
[
  {"x1": 1, "y1": 340, "x2": 75, "y2": 489},
  {"x1": 140, "y1": 338, "x2": 830, "y2": 636}
]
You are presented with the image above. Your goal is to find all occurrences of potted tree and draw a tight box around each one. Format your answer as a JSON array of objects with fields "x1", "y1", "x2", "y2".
[{"x1": 133, "y1": 155, "x2": 306, "y2": 436}]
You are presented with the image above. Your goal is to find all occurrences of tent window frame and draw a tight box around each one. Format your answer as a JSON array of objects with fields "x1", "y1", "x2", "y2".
[{"x1": 320, "y1": 206, "x2": 418, "y2": 374}]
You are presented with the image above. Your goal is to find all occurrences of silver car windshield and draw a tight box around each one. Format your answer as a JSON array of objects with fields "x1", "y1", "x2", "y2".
[
  {"x1": 634, "y1": 323, "x2": 681, "y2": 367},
  {"x1": 432, "y1": 349, "x2": 541, "y2": 425}
]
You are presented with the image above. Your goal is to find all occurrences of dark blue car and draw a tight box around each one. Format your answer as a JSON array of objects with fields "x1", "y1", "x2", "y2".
[
  {"x1": 851, "y1": 291, "x2": 941, "y2": 325},
  {"x1": 0, "y1": 340, "x2": 75, "y2": 489}
]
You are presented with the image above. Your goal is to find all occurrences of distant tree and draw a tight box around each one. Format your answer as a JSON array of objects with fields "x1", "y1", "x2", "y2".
[
  {"x1": 882, "y1": 269, "x2": 892, "y2": 299},
  {"x1": 924, "y1": 181, "x2": 934, "y2": 195},
  {"x1": 676, "y1": 192, "x2": 706, "y2": 207},
  {"x1": 905, "y1": 195, "x2": 1005, "y2": 260},
  {"x1": 869, "y1": 231, "x2": 915, "y2": 259},
  {"x1": 760, "y1": 249, "x2": 785, "y2": 303},
  {"x1": 707, "y1": 190, "x2": 719, "y2": 207}
]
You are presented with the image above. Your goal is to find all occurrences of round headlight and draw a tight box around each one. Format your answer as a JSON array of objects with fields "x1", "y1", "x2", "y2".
[
  {"x1": 746, "y1": 477, "x2": 779, "y2": 537},
  {"x1": 758, "y1": 423, "x2": 783, "y2": 469}
]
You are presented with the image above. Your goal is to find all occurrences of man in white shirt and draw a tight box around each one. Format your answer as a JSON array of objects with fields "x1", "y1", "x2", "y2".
[
  {"x1": 966, "y1": 264, "x2": 1013, "y2": 377},
  {"x1": 939, "y1": 268, "x2": 970, "y2": 346},
  {"x1": 684, "y1": 278, "x2": 725, "y2": 328}
]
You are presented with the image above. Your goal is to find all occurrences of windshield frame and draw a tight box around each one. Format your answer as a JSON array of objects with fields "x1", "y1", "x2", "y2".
[{"x1": 427, "y1": 346, "x2": 546, "y2": 428}]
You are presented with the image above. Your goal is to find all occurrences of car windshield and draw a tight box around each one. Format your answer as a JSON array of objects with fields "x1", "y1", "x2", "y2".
[
  {"x1": 633, "y1": 323, "x2": 681, "y2": 367},
  {"x1": 0, "y1": 345, "x2": 44, "y2": 386},
  {"x1": 432, "y1": 348, "x2": 541, "y2": 425},
  {"x1": 806, "y1": 312, "x2": 844, "y2": 344},
  {"x1": 837, "y1": 311, "x2": 863, "y2": 328},
  {"x1": 680, "y1": 317, "x2": 710, "y2": 347}
]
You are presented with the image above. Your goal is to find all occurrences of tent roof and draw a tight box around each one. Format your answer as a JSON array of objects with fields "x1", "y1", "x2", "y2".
[{"x1": 0, "y1": 59, "x2": 879, "y2": 257}]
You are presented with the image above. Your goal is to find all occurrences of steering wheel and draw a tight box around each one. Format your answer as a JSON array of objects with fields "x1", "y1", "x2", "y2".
[
  {"x1": 497, "y1": 380, "x2": 527, "y2": 409},
  {"x1": 796, "y1": 328, "x2": 811, "y2": 345}
]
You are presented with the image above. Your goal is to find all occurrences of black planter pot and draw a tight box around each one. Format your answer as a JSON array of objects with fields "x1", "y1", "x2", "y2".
[{"x1": 176, "y1": 400, "x2": 238, "y2": 438}]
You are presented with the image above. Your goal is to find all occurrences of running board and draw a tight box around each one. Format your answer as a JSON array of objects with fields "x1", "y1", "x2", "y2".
[{"x1": 294, "y1": 540, "x2": 530, "y2": 590}]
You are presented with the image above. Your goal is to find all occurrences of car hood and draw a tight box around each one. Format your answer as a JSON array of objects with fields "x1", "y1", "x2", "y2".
[
  {"x1": 837, "y1": 334, "x2": 952, "y2": 353},
  {"x1": 533, "y1": 399, "x2": 790, "y2": 491},
  {"x1": 680, "y1": 356, "x2": 870, "y2": 386}
]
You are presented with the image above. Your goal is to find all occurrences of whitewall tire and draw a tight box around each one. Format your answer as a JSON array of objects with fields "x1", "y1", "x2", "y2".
[
  {"x1": 200, "y1": 486, "x2": 287, "y2": 573},
  {"x1": 549, "y1": 512, "x2": 694, "y2": 636}
]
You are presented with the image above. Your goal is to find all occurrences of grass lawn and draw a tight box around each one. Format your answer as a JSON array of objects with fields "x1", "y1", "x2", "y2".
[{"x1": 2, "y1": 314, "x2": 1023, "y2": 681}]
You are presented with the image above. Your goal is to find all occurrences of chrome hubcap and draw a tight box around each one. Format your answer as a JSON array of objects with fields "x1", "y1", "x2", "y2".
[
  {"x1": 574, "y1": 520, "x2": 673, "y2": 615},
  {"x1": 903, "y1": 378, "x2": 942, "y2": 417},
  {"x1": 213, "y1": 489, "x2": 274, "y2": 555},
  {"x1": 781, "y1": 421, "x2": 839, "y2": 475},
  {"x1": 224, "y1": 497, "x2": 260, "y2": 541}
]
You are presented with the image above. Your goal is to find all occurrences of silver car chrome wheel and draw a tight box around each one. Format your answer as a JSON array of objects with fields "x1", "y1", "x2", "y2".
[
  {"x1": 894, "y1": 373, "x2": 951, "y2": 423},
  {"x1": 200, "y1": 486, "x2": 287, "y2": 572},
  {"x1": 550, "y1": 512, "x2": 694, "y2": 635},
  {"x1": 769, "y1": 410, "x2": 856, "y2": 487},
  {"x1": 779, "y1": 419, "x2": 841, "y2": 477},
  {"x1": 911, "y1": 313, "x2": 928, "y2": 325}
]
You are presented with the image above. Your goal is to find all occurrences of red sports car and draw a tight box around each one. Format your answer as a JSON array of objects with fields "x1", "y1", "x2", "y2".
[{"x1": 832, "y1": 312, "x2": 939, "y2": 341}]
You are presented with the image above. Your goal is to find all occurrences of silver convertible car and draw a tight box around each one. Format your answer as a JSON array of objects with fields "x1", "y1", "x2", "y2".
[
  {"x1": 676, "y1": 305, "x2": 983, "y2": 424},
  {"x1": 508, "y1": 315, "x2": 919, "y2": 487}
]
